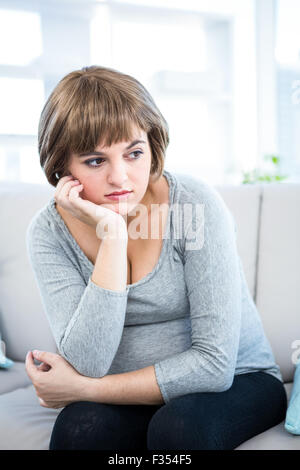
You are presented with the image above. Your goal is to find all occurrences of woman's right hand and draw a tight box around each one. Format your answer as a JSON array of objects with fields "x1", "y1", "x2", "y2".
[{"x1": 54, "y1": 175, "x2": 128, "y2": 241}]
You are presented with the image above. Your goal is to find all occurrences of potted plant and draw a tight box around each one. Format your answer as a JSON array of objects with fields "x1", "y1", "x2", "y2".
[{"x1": 242, "y1": 154, "x2": 289, "y2": 184}]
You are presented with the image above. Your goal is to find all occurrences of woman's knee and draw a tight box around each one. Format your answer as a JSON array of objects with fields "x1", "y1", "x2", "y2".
[
  {"x1": 49, "y1": 401, "x2": 113, "y2": 450},
  {"x1": 147, "y1": 397, "x2": 222, "y2": 450},
  {"x1": 49, "y1": 401, "x2": 155, "y2": 450}
]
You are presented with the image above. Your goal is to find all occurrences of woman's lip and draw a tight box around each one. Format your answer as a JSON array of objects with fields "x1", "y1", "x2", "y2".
[
  {"x1": 106, "y1": 191, "x2": 132, "y2": 196},
  {"x1": 105, "y1": 191, "x2": 132, "y2": 200}
]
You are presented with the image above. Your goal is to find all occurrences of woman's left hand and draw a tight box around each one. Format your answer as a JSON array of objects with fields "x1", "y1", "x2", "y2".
[{"x1": 25, "y1": 350, "x2": 89, "y2": 409}]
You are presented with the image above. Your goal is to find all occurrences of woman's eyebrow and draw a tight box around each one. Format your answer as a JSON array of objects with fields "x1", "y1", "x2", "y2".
[{"x1": 78, "y1": 139, "x2": 146, "y2": 158}]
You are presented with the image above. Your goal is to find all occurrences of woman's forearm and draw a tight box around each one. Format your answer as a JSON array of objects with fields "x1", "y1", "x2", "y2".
[
  {"x1": 59, "y1": 233, "x2": 129, "y2": 377},
  {"x1": 91, "y1": 236, "x2": 128, "y2": 292},
  {"x1": 82, "y1": 365, "x2": 165, "y2": 406}
]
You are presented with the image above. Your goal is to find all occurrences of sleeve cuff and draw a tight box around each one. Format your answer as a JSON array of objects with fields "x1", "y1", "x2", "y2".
[
  {"x1": 88, "y1": 276, "x2": 130, "y2": 296},
  {"x1": 154, "y1": 362, "x2": 170, "y2": 404}
]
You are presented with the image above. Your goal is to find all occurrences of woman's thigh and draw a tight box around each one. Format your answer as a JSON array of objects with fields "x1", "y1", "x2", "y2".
[
  {"x1": 49, "y1": 400, "x2": 161, "y2": 450},
  {"x1": 147, "y1": 372, "x2": 287, "y2": 450}
]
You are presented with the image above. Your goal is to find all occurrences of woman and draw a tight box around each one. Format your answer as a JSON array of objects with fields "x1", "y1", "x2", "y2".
[{"x1": 25, "y1": 65, "x2": 287, "y2": 450}]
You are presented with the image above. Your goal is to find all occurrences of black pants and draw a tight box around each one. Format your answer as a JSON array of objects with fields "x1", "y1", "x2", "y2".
[{"x1": 49, "y1": 371, "x2": 287, "y2": 450}]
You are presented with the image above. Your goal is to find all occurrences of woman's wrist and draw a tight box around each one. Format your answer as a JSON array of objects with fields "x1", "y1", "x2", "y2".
[
  {"x1": 96, "y1": 216, "x2": 128, "y2": 241},
  {"x1": 79, "y1": 376, "x2": 99, "y2": 402}
]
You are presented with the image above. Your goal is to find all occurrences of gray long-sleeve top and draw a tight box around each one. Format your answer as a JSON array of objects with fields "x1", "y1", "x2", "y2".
[{"x1": 26, "y1": 169, "x2": 283, "y2": 404}]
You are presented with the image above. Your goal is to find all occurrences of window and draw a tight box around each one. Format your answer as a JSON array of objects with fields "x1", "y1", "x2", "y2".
[
  {"x1": 275, "y1": 0, "x2": 300, "y2": 181},
  {"x1": 1, "y1": 0, "x2": 283, "y2": 186}
]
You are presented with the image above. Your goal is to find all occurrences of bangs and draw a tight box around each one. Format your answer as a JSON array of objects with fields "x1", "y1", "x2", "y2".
[
  {"x1": 64, "y1": 77, "x2": 151, "y2": 156},
  {"x1": 39, "y1": 65, "x2": 169, "y2": 186}
]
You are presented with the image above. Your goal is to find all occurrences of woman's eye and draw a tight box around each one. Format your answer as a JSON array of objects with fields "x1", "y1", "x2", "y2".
[
  {"x1": 84, "y1": 158, "x2": 104, "y2": 167},
  {"x1": 84, "y1": 151, "x2": 143, "y2": 168},
  {"x1": 129, "y1": 150, "x2": 143, "y2": 159}
]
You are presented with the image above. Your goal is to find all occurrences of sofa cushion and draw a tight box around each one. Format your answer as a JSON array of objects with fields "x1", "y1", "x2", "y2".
[
  {"x1": 0, "y1": 361, "x2": 32, "y2": 395},
  {"x1": 0, "y1": 182, "x2": 57, "y2": 362},
  {"x1": 235, "y1": 383, "x2": 300, "y2": 449},
  {"x1": 0, "y1": 384, "x2": 61, "y2": 450},
  {"x1": 235, "y1": 420, "x2": 300, "y2": 450}
]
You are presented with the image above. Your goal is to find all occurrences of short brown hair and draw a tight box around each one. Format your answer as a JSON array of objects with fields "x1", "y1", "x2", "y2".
[{"x1": 38, "y1": 65, "x2": 170, "y2": 187}]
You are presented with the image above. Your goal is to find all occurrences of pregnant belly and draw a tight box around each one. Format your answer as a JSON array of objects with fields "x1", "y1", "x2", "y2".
[{"x1": 107, "y1": 317, "x2": 192, "y2": 375}]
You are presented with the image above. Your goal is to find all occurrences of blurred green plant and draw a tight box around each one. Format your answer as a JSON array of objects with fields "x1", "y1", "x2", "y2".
[{"x1": 241, "y1": 154, "x2": 289, "y2": 184}]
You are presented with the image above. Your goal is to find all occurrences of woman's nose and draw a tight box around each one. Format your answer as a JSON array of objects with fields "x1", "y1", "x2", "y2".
[{"x1": 107, "y1": 164, "x2": 128, "y2": 186}]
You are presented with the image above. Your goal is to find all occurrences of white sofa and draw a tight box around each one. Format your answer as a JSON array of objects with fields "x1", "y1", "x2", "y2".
[{"x1": 0, "y1": 179, "x2": 300, "y2": 450}]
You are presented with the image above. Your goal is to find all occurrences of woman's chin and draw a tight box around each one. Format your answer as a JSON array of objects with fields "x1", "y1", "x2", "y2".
[
  {"x1": 100, "y1": 201, "x2": 134, "y2": 216},
  {"x1": 117, "y1": 202, "x2": 136, "y2": 216}
]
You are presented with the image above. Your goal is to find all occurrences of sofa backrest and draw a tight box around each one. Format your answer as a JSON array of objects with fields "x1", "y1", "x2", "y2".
[
  {"x1": 0, "y1": 181, "x2": 57, "y2": 361},
  {"x1": 217, "y1": 182, "x2": 300, "y2": 383},
  {"x1": 0, "y1": 179, "x2": 299, "y2": 382},
  {"x1": 255, "y1": 183, "x2": 300, "y2": 383}
]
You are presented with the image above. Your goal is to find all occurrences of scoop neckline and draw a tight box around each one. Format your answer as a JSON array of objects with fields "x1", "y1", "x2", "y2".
[{"x1": 47, "y1": 169, "x2": 176, "y2": 290}]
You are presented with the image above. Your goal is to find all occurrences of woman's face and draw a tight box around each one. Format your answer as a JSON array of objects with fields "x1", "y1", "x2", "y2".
[{"x1": 67, "y1": 126, "x2": 153, "y2": 218}]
